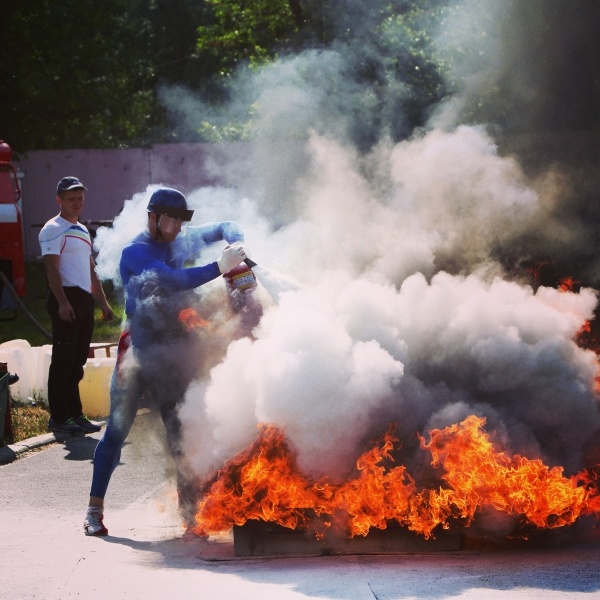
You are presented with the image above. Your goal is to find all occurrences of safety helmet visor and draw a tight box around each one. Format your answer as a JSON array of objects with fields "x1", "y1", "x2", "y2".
[{"x1": 149, "y1": 204, "x2": 194, "y2": 221}]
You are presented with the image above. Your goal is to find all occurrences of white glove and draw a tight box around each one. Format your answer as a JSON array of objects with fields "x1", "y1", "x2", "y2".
[{"x1": 217, "y1": 244, "x2": 247, "y2": 274}]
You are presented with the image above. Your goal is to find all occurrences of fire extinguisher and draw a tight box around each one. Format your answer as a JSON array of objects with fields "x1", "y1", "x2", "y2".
[{"x1": 223, "y1": 259, "x2": 257, "y2": 312}]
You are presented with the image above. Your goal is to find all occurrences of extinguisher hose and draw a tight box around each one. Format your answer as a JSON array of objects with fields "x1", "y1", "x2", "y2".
[
  {"x1": 244, "y1": 258, "x2": 257, "y2": 268},
  {"x1": 0, "y1": 271, "x2": 52, "y2": 341}
]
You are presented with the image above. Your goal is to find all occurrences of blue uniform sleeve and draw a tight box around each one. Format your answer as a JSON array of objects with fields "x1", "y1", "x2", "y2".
[
  {"x1": 184, "y1": 221, "x2": 244, "y2": 256},
  {"x1": 121, "y1": 244, "x2": 221, "y2": 292}
]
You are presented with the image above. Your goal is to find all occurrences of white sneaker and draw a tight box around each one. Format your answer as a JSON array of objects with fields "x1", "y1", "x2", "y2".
[{"x1": 84, "y1": 508, "x2": 108, "y2": 536}]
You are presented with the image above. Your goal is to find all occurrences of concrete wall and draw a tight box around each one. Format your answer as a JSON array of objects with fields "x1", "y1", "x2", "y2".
[{"x1": 14, "y1": 142, "x2": 249, "y2": 260}]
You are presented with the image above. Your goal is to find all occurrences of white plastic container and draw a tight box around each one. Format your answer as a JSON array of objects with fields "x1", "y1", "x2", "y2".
[
  {"x1": 30, "y1": 345, "x2": 53, "y2": 405},
  {"x1": 79, "y1": 357, "x2": 115, "y2": 417},
  {"x1": 0, "y1": 340, "x2": 115, "y2": 414},
  {"x1": 0, "y1": 339, "x2": 34, "y2": 401}
]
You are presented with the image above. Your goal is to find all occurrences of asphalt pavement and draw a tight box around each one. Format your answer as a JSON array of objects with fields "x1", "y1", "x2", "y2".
[{"x1": 1, "y1": 411, "x2": 600, "y2": 600}]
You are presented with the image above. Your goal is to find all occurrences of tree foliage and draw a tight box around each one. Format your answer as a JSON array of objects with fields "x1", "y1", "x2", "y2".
[
  {"x1": 2, "y1": 0, "x2": 599, "y2": 155},
  {"x1": 1, "y1": 0, "x2": 207, "y2": 154},
  {"x1": 1, "y1": 1, "x2": 153, "y2": 153},
  {"x1": 196, "y1": 0, "x2": 301, "y2": 74},
  {"x1": 2, "y1": 0, "x2": 455, "y2": 154},
  {"x1": 194, "y1": 0, "x2": 451, "y2": 149}
]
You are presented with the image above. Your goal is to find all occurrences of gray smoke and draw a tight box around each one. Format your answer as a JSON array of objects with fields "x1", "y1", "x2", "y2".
[
  {"x1": 95, "y1": 1, "x2": 600, "y2": 493},
  {"x1": 176, "y1": 127, "x2": 600, "y2": 481}
]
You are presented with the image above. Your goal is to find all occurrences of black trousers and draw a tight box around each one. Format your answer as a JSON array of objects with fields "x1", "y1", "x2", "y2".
[{"x1": 47, "y1": 286, "x2": 94, "y2": 423}]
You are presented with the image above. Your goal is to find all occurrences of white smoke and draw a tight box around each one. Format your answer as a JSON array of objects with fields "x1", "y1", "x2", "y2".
[
  {"x1": 94, "y1": 2, "x2": 600, "y2": 493},
  {"x1": 176, "y1": 127, "x2": 600, "y2": 482},
  {"x1": 93, "y1": 126, "x2": 600, "y2": 486}
]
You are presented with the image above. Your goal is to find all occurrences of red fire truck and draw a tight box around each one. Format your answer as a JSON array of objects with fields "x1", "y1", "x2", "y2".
[{"x1": 0, "y1": 140, "x2": 26, "y2": 316}]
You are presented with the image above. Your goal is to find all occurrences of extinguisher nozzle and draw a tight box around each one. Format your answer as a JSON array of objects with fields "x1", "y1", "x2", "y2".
[{"x1": 244, "y1": 258, "x2": 257, "y2": 268}]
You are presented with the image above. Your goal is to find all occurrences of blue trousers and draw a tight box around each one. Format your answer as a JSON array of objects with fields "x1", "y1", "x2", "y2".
[{"x1": 90, "y1": 330, "x2": 192, "y2": 501}]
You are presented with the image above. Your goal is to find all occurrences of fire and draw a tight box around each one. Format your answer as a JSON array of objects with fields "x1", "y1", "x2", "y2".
[
  {"x1": 572, "y1": 315, "x2": 600, "y2": 392},
  {"x1": 188, "y1": 267, "x2": 600, "y2": 540},
  {"x1": 192, "y1": 426, "x2": 330, "y2": 537},
  {"x1": 556, "y1": 275, "x2": 600, "y2": 393},
  {"x1": 558, "y1": 276, "x2": 578, "y2": 292},
  {"x1": 178, "y1": 308, "x2": 210, "y2": 332},
  {"x1": 331, "y1": 426, "x2": 415, "y2": 537},
  {"x1": 420, "y1": 417, "x2": 592, "y2": 531},
  {"x1": 191, "y1": 416, "x2": 600, "y2": 540}
]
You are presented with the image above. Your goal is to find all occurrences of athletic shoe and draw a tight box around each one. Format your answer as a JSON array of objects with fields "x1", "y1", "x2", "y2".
[
  {"x1": 48, "y1": 418, "x2": 84, "y2": 434},
  {"x1": 84, "y1": 508, "x2": 108, "y2": 536},
  {"x1": 73, "y1": 415, "x2": 102, "y2": 433}
]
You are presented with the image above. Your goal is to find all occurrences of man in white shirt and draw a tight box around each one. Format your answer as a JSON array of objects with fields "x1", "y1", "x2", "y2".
[{"x1": 39, "y1": 176, "x2": 114, "y2": 434}]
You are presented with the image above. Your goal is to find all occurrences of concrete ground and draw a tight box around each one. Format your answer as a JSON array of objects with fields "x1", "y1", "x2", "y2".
[{"x1": 1, "y1": 411, "x2": 600, "y2": 600}]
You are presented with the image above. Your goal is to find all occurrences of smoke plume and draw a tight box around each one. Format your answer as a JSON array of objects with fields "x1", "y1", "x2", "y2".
[
  {"x1": 95, "y1": 1, "x2": 600, "y2": 500},
  {"x1": 177, "y1": 128, "x2": 600, "y2": 481}
]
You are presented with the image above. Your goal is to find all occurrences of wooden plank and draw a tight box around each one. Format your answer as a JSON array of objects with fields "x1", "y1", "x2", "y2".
[{"x1": 233, "y1": 520, "x2": 461, "y2": 557}]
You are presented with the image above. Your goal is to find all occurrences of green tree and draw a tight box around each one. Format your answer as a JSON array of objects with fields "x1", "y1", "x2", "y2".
[
  {"x1": 3, "y1": 0, "x2": 599, "y2": 154},
  {"x1": 196, "y1": 0, "x2": 301, "y2": 75},
  {"x1": 0, "y1": 0, "x2": 215, "y2": 154},
  {"x1": 194, "y1": 0, "x2": 450, "y2": 148},
  {"x1": 0, "y1": 1, "x2": 159, "y2": 153}
]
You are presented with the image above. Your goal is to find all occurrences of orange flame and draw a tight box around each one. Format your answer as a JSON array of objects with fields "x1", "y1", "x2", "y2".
[
  {"x1": 178, "y1": 308, "x2": 210, "y2": 332},
  {"x1": 420, "y1": 417, "x2": 593, "y2": 531},
  {"x1": 558, "y1": 276, "x2": 578, "y2": 292},
  {"x1": 192, "y1": 426, "x2": 328, "y2": 536},
  {"x1": 573, "y1": 317, "x2": 600, "y2": 393},
  {"x1": 558, "y1": 275, "x2": 600, "y2": 395},
  {"x1": 191, "y1": 416, "x2": 600, "y2": 540}
]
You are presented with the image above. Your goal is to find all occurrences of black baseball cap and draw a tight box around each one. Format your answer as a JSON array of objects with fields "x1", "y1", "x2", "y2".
[{"x1": 56, "y1": 176, "x2": 87, "y2": 194}]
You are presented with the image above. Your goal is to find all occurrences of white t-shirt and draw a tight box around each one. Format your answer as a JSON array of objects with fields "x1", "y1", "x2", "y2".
[{"x1": 39, "y1": 215, "x2": 92, "y2": 293}]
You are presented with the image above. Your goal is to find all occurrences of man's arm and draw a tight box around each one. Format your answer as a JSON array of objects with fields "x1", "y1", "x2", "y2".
[
  {"x1": 187, "y1": 221, "x2": 244, "y2": 250},
  {"x1": 42, "y1": 254, "x2": 75, "y2": 322},
  {"x1": 90, "y1": 256, "x2": 114, "y2": 321},
  {"x1": 122, "y1": 244, "x2": 222, "y2": 293}
]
